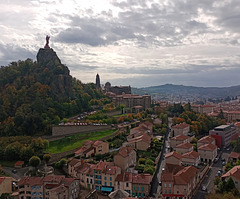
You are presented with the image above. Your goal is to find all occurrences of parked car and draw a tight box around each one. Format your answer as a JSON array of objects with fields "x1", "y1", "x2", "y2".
[
  {"x1": 12, "y1": 169, "x2": 17, "y2": 174},
  {"x1": 222, "y1": 161, "x2": 226, "y2": 166},
  {"x1": 202, "y1": 186, "x2": 207, "y2": 191}
]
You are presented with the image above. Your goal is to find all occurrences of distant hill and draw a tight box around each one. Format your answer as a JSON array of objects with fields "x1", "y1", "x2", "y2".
[
  {"x1": 132, "y1": 84, "x2": 240, "y2": 99},
  {"x1": 0, "y1": 48, "x2": 106, "y2": 136}
]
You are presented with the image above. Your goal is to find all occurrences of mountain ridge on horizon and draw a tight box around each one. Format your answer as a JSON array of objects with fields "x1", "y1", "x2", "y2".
[{"x1": 132, "y1": 83, "x2": 240, "y2": 99}]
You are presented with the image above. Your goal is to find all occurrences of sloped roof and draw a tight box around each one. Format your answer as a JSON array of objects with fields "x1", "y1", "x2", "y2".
[
  {"x1": 229, "y1": 152, "x2": 240, "y2": 159},
  {"x1": 132, "y1": 173, "x2": 151, "y2": 184},
  {"x1": 161, "y1": 172, "x2": 174, "y2": 182},
  {"x1": 174, "y1": 166, "x2": 199, "y2": 185},
  {"x1": 198, "y1": 143, "x2": 217, "y2": 151},
  {"x1": 115, "y1": 172, "x2": 132, "y2": 182},
  {"x1": 171, "y1": 135, "x2": 189, "y2": 141},
  {"x1": 117, "y1": 147, "x2": 135, "y2": 158},
  {"x1": 68, "y1": 158, "x2": 81, "y2": 166},
  {"x1": 176, "y1": 142, "x2": 193, "y2": 149},
  {"x1": 222, "y1": 165, "x2": 240, "y2": 181},
  {"x1": 172, "y1": 123, "x2": 190, "y2": 129},
  {"x1": 198, "y1": 135, "x2": 215, "y2": 144},
  {"x1": 43, "y1": 175, "x2": 65, "y2": 183},
  {"x1": 165, "y1": 151, "x2": 182, "y2": 160},
  {"x1": 18, "y1": 176, "x2": 43, "y2": 186},
  {"x1": 182, "y1": 151, "x2": 200, "y2": 159}
]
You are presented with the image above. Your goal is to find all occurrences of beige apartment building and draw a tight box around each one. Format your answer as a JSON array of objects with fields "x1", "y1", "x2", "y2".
[
  {"x1": 161, "y1": 166, "x2": 200, "y2": 199},
  {"x1": 170, "y1": 135, "x2": 190, "y2": 150},
  {"x1": 165, "y1": 151, "x2": 182, "y2": 166},
  {"x1": 123, "y1": 134, "x2": 151, "y2": 151},
  {"x1": 18, "y1": 177, "x2": 44, "y2": 199},
  {"x1": 192, "y1": 105, "x2": 215, "y2": 114},
  {"x1": 175, "y1": 142, "x2": 193, "y2": 155},
  {"x1": 114, "y1": 147, "x2": 136, "y2": 172},
  {"x1": 181, "y1": 151, "x2": 201, "y2": 166},
  {"x1": 198, "y1": 143, "x2": 217, "y2": 163},
  {"x1": 171, "y1": 123, "x2": 190, "y2": 137},
  {"x1": 197, "y1": 135, "x2": 216, "y2": 148},
  {"x1": 0, "y1": 177, "x2": 13, "y2": 196},
  {"x1": 132, "y1": 174, "x2": 151, "y2": 198},
  {"x1": 223, "y1": 111, "x2": 240, "y2": 122},
  {"x1": 75, "y1": 140, "x2": 109, "y2": 157},
  {"x1": 115, "y1": 172, "x2": 133, "y2": 195}
]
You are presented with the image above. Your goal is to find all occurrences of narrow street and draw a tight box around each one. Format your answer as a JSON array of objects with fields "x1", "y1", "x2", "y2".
[
  {"x1": 150, "y1": 118, "x2": 172, "y2": 198},
  {"x1": 192, "y1": 149, "x2": 231, "y2": 199}
]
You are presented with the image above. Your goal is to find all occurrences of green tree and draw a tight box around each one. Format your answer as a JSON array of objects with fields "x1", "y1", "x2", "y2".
[
  {"x1": 29, "y1": 156, "x2": 41, "y2": 168},
  {"x1": 43, "y1": 154, "x2": 51, "y2": 165}
]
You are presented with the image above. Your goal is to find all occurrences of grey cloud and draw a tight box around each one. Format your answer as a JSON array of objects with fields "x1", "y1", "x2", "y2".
[{"x1": 0, "y1": 44, "x2": 35, "y2": 66}]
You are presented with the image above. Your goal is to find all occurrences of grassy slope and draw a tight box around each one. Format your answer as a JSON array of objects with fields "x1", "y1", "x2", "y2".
[{"x1": 46, "y1": 129, "x2": 115, "y2": 154}]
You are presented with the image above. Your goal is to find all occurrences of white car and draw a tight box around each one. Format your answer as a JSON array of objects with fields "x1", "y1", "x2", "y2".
[{"x1": 202, "y1": 186, "x2": 207, "y2": 191}]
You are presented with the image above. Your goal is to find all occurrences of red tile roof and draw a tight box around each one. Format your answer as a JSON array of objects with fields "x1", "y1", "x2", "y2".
[
  {"x1": 74, "y1": 146, "x2": 87, "y2": 155},
  {"x1": 222, "y1": 165, "x2": 240, "y2": 181},
  {"x1": 171, "y1": 135, "x2": 189, "y2": 141},
  {"x1": 132, "y1": 173, "x2": 151, "y2": 184},
  {"x1": 165, "y1": 151, "x2": 182, "y2": 160},
  {"x1": 172, "y1": 123, "x2": 190, "y2": 129},
  {"x1": 198, "y1": 143, "x2": 217, "y2": 151},
  {"x1": 68, "y1": 158, "x2": 81, "y2": 166},
  {"x1": 82, "y1": 140, "x2": 93, "y2": 146},
  {"x1": 161, "y1": 172, "x2": 174, "y2": 182},
  {"x1": 229, "y1": 152, "x2": 240, "y2": 159},
  {"x1": 15, "y1": 161, "x2": 24, "y2": 166},
  {"x1": 102, "y1": 165, "x2": 120, "y2": 175},
  {"x1": 43, "y1": 175, "x2": 65, "y2": 183},
  {"x1": 93, "y1": 140, "x2": 105, "y2": 147},
  {"x1": 165, "y1": 163, "x2": 184, "y2": 174},
  {"x1": 62, "y1": 178, "x2": 76, "y2": 187},
  {"x1": 115, "y1": 172, "x2": 132, "y2": 182},
  {"x1": 182, "y1": 151, "x2": 200, "y2": 159},
  {"x1": 117, "y1": 147, "x2": 135, "y2": 158},
  {"x1": 18, "y1": 176, "x2": 43, "y2": 186},
  {"x1": 198, "y1": 135, "x2": 215, "y2": 144},
  {"x1": 176, "y1": 142, "x2": 193, "y2": 149},
  {"x1": 174, "y1": 166, "x2": 199, "y2": 185}
]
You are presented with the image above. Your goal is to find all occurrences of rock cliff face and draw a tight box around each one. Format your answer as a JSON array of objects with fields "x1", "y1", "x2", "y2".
[{"x1": 36, "y1": 48, "x2": 73, "y2": 99}]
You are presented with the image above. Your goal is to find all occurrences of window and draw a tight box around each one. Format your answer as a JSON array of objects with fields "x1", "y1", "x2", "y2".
[
  {"x1": 164, "y1": 184, "x2": 167, "y2": 187},
  {"x1": 110, "y1": 182, "x2": 112, "y2": 186},
  {"x1": 137, "y1": 187, "x2": 139, "y2": 191},
  {"x1": 169, "y1": 190, "x2": 171, "y2": 194},
  {"x1": 110, "y1": 177, "x2": 112, "y2": 181},
  {"x1": 126, "y1": 182, "x2": 129, "y2": 187},
  {"x1": 169, "y1": 184, "x2": 171, "y2": 188},
  {"x1": 105, "y1": 182, "x2": 107, "y2": 186},
  {"x1": 165, "y1": 190, "x2": 167, "y2": 193},
  {"x1": 141, "y1": 187, "x2": 144, "y2": 191},
  {"x1": 105, "y1": 177, "x2": 107, "y2": 180}
]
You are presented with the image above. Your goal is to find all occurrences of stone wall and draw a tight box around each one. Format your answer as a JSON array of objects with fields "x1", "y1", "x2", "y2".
[{"x1": 52, "y1": 125, "x2": 112, "y2": 136}]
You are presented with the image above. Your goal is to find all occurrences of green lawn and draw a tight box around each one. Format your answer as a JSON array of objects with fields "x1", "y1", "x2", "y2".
[{"x1": 46, "y1": 129, "x2": 116, "y2": 154}]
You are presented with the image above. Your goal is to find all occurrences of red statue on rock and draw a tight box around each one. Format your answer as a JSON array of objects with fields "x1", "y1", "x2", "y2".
[{"x1": 44, "y1": 35, "x2": 50, "y2": 49}]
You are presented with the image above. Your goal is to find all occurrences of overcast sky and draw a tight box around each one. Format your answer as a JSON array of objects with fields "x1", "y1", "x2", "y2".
[{"x1": 0, "y1": 0, "x2": 240, "y2": 88}]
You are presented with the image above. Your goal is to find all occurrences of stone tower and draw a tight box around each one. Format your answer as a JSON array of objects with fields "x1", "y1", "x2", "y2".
[{"x1": 96, "y1": 73, "x2": 101, "y2": 89}]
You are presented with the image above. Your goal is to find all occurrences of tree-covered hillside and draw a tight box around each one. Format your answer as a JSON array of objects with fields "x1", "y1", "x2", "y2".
[{"x1": 0, "y1": 48, "x2": 108, "y2": 136}]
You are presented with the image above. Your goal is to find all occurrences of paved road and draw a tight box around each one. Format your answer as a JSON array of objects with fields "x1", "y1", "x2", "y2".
[
  {"x1": 150, "y1": 118, "x2": 171, "y2": 198},
  {"x1": 192, "y1": 149, "x2": 231, "y2": 199},
  {"x1": 2, "y1": 166, "x2": 29, "y2": 180}
]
